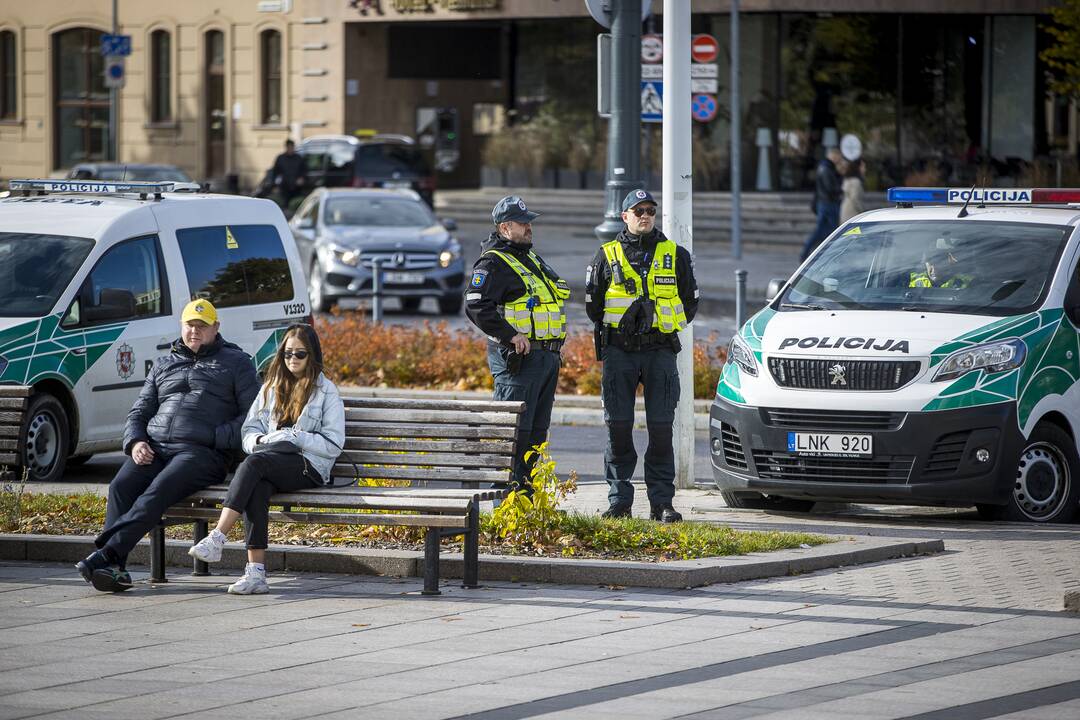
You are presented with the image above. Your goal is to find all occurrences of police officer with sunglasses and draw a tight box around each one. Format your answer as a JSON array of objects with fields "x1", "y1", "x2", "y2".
[{"x1": 585, "y1": 190, "x2": 699, "y2": 522}]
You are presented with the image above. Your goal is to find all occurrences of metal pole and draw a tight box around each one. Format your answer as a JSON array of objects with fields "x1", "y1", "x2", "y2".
[
  {"x1": 735, "y1": 269, "x2": 747, "y2": 330},
  {"x1": 730, "y1": 0, "x2": 742, "y2": 259},
  {"x1": 110, "y1": 0, "x2": 118, "y2": 162},
  {"x1": 665, "y1": 0, "x2": 695, "y2": 491},
  {"x1": 371, "y1": 258, "x2": 384, "y2": 324},
  {"x1": 595, "y1": 0, "x2": 643, "y2": 241}
]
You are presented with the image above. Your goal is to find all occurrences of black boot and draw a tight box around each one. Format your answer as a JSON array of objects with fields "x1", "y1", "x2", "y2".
[
  {"x1": 601, "y1": 505, "x2": 632, "y2": 519},
  {"x1": 91, "y1": 568, "x2": 133, "y2": 593},
  {"x1": 651, "y1": 505, "x2": 683, "y2": 523},
  {"x1": 75, "y1": 550, "x2": 111, "y2": 584}
]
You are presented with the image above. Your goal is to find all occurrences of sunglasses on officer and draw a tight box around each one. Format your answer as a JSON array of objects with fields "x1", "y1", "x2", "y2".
[
  {"x1": 283, "y1": 349, "x2": 309, "y2": 360},
  {"x1": 631, "y1": 205, "x2": 657, "y2": 217}
]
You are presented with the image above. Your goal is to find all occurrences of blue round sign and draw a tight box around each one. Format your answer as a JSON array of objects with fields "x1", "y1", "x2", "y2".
[{"x1": 691, "y1": 94, "x2": 718, "y2": 123}]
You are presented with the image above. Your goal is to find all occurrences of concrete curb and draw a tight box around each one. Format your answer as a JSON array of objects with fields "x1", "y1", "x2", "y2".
[{"x1": 0, "y1": 533, "x2": 944, "y2": 590}]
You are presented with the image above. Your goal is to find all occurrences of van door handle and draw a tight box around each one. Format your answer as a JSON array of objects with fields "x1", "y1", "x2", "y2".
[
  {"x1": 71, "y1": 347, "x2": 87, "y2": 356},
  {"x1": 156, "y1": 342, "x2": 171, "y2": 350}
]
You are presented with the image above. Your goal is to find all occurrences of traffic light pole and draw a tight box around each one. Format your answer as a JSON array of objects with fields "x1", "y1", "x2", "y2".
[
  {"x1": 109, "y1": 0, "x2": 118, "y2": 162},
  {"x1": 595, "y1": 0, "x2": 643, "y2": 241}
]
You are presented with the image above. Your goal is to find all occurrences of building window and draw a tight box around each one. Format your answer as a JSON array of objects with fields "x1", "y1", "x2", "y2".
[
  {"x1": 150, "y1": 30, "x2": 171, "y2": 123},
  {"x1": 53, "y1": 27, "x2": 107, "y2": 169},
  {"x1": 260, "y1": 29, "x2": 282, "y2": 124},
  {"x1": 0, "y1": 31, "x2": 16, "y2": 120}
]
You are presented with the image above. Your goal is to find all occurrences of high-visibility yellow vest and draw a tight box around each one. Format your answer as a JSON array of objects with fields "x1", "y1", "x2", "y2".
[
  {"x1": 601, "y1": 239, "x2": 686, "y2": 333},
  {"x1": 909, "y1": 272, "x2": 972, "y2": 289},
  {"x1": 484, "y1": 249, "x2": 570, "y2": 340}
]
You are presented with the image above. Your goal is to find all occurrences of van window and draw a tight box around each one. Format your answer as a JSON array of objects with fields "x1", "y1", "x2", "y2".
[
  {"x1": 177, "y1": 224, "x2": 293, "y2": 307},
  {"x1": 66, "y1": 235, "x2": 168, "y2": 327},
  {"x1": 0, "y1": 232, "x2": 93, "y2": 317}
]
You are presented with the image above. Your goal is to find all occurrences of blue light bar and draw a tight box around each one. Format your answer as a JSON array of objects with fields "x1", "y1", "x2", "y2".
[
  {"x1": 8, "y1": 179, "x2": 183, "y2": 195},
  {"x1": 887, "y1": 187, "x2": 949, "y2": 204}
]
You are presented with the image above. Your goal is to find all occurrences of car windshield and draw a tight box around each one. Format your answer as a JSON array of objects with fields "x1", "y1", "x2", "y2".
[
  {"x1": 0, "y1": 232, "x2": 94, "y2": 317},
  {"x1": 95, "y1": 166, "x2": 191, "y2": 182},
  {"x1": 323, "y1": 197, "x2": 435, "y2": 227},
  {"x1": 778, "y1": 220, "x2": 1072, "y2": 316},
  {"x1": 354, "y1": 144, "x2": 429, "y2": 177}
]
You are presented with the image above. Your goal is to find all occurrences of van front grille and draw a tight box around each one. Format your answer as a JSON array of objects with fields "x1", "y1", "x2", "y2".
[
  {"x1": 751, "y1": 451, "x2": 915, "y2": 483},
  {"x1": 768, "y1": 358, "x2": 921, "y2": 391},
  {"x1": 762, "y1": 408, "x2": 905, "y2": 432},
  {"x1": 720, "y1": 422, "x2": 747, "y2": 470}
]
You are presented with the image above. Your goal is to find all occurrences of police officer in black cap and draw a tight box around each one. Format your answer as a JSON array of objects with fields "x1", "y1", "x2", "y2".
[
  {"x1": 585, "y1": 189, "x2": 699, "y2": 522},
  {"x1": 465, "y1": 195, "x2": 571, "y2": 493}
]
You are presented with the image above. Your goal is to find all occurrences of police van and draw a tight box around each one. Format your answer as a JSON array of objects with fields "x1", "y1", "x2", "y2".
[
  {"x1": 711, "y1": 187, "x2": 1080, "y2": 523},
  {"x1": 0, "y1": 180, "x2": 310, "y2": 482}
]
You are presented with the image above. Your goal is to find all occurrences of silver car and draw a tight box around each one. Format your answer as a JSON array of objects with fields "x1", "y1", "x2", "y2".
[{"x1": 290, "y1": 188, "x2": 465, "y2": 314}]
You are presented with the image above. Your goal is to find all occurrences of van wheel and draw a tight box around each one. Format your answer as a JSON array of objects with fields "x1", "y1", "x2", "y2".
[
  {"x1": 721, "y1": 491, "x2": 815, "y2": 513},
  {"x1": 308, "y1": 262, "x2": 335, "y2": 314},
  {"x1": 21, "y1": 394, "x2": 70, "y2": 483},
  {"x1": 438, "y1": 295, "x2": 463, "y2": 315},
  {"x1": 1006, "y1": 423, "x2": 1079, "y2": 523}
]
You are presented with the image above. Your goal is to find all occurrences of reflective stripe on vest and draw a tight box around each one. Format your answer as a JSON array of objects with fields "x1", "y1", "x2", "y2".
[
  {"x1": 483, "y1": 249, "x2": 569, "y2": 340},
  {"x1": 601, "y1": 239, "x2": 686, "y2": 333}
]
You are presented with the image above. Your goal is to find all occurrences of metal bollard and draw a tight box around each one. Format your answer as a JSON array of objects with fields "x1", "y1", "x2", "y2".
[
  {"x1": 735, "y1": 268, "x2": 748, "y2": 330},
  {"x1": 371, "y1": 257, "x2": 384, "y2": 324}
]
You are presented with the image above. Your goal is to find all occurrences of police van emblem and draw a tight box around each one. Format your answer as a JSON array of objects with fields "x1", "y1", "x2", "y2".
[
  {"x1": 116, "y1": 343, "x2": 135, "y2": 380},
  {"x1": 635, "y1": 190, "x2": 647, "y2": 199},
  {"x1": 829, "y1": 364, "x2": 847, "y2": 386}
]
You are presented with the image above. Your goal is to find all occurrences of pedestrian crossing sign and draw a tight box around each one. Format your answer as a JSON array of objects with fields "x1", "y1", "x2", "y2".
[{"x1": 641, "y1": 81, "x2": 663, "y2": 123}]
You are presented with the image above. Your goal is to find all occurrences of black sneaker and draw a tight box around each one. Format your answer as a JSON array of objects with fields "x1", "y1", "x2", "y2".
[
  {"x1": 601, "y1": 505, "x2": 632, "y2": 519},
  {"x1": 75, "y1": 550, "x2": 111, "y2": 584},
  {"x1": 651, "y1": 505, "x2": 683, "y2": 523},
  {"x1": 91, "y1": 568, "x2": 133, "y2": 593}
]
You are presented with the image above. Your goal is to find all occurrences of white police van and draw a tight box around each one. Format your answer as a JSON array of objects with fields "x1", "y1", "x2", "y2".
[
  {"x1": 0, "y1": 180, "x2": 309, "y2": 482},
  {"x1": 712, "y1": 187, "x2": 1080, "y2": 523}
]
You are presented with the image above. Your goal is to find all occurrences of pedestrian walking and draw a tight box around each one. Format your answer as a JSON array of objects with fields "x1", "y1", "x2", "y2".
[
  {"x1": 800, "y1": 148, "x2": 844, "y2": 260},
  {"x1": 269, "y1": 139, "x2": 307, "y2": 215},
  {"x1": 188, "y1": 323, "x2": 345, "y2": 595},
  {"x1": 76, "y1": 300, "x2": 259, "y2": 592},
  {"x1": 585, "y1": 189, "x2": 699, "y2": 522},
  {"x1": 464, "y1": 195, "x2": 570, "y2": 493},
  {"x1": 840, "y1": 159, "x2": 866, "y2": 224}
]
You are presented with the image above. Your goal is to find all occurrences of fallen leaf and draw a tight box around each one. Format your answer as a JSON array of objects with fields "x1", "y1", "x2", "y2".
[
  {"x1": 351, "y1": 623, "x2": 370, "y2": 628},
  {"x1": 441, "y1": 617, "x2": 463, "y2": 622},
  {"x1": 619, "y1": 615, "x2": 640, "y2": 619}
]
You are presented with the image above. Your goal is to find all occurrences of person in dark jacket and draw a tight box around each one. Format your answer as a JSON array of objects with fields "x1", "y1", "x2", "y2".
[
  {"x1": 464, "y1": 195, "x2": 570, "y2": 493},
  {"x1": 75, "y1": 300, "x2": 259, "y2": 592},
  {"x1": 270, "y1": 139, "x2": 307, "y2": 213},
  {"x1": 585, "y1": 190, "x2": 699, "y2": 522},
  {"x1": 800, "y1": 148, "x2": 845, "y2": 261}
]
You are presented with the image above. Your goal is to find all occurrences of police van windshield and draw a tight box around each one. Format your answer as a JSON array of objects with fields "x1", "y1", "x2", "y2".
[
  {"x1": 324, "y1": 197, "x2": 435, "y2": 227},
  {"x1": 0, "y1": 232, "x2": 94, "y2": 317},
  {"x1": 778, "y1": 220, "x2": 1071, "y2": 316}
]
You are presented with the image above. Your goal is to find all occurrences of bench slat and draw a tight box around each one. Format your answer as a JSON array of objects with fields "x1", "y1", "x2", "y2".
[
  {"x1": 329, "y1": 486, "x2": 508, "y2": 501},
  {"x1": 0, "y1": 398, "x2": 26, "y2": 410},
  {"x1": 340, "y1": 450, "x2": 512, "y2": 469},
  {"x1": 165, "y1": 506, "x2": 469, "y2": 528},
  {"x1": 334, "y1": 464, "x2": 511, "y2": 484},
  {"x1": 177, "y1": 490, "x2": 473, "y2": 512},
  {"x1": 343, "y1": 397, "x2": 525, "y2": 413},
  {"x1": 0, "y1": 439, "x2": 17, "y2": 451},
  {"x1": 0, "y1": 426, "x2": 19, "y2": 438},
  {"x1": 345, "y1": 409, "x2": 518, "y2": 426},
  {"x1": 0, "y1": 453, "x2": 19, "y2": 464},
  {"x1": 0, "y1": 412, "x2": 24, "y2": 423},
  {"x1": 344, "y1": 437, "x2": 515, "y2": 454},
  {"x1": 346, "y1": 423, "x2": 516, "y2": 440},
  {"x1": 0, "y1": 386, "x2": 32, "y2": 397}
]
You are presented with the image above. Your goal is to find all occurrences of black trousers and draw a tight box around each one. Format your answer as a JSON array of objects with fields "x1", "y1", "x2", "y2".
[
  {"x1": 487, "y1": 345, "x2": 560, "y2": 489},
  {"x1": 223, "y1": 451, "x2": 321, "y2": 550},
  {"x1": 96, "y1": 445, "x2": 228, "y2": 565}
]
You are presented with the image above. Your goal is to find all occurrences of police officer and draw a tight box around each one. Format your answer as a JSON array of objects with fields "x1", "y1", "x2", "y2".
[
  {"x1": 586, "y1": 189, "x2": 699, "y2": 522},
  {"x1": 909, "y1": 248, "x2": 973, "y2": 289},
  {"x1": 465, "y1": 195, "x2": 571, "y2": 493}
]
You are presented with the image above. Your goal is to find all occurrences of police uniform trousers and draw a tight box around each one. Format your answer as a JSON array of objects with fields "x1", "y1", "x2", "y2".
[
  {"x1": 601, "y1": 344, "x2": 679, "y2": 509},
  {"x1": 487, "y1": 344, "x2": 560, "y2": 489}
]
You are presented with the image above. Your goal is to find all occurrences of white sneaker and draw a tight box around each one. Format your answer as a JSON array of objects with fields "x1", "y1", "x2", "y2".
[
  {"x1": 227, "y1": 565, "x2": 269, "y2": 595},
  {"x1": 188, "y1": 530, "x2": 225, "y2": 563}
]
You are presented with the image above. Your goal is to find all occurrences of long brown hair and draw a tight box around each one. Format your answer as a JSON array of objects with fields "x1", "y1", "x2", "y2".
[{"x1": 262, "y1": 326, "x2": 320, "y2": 426}]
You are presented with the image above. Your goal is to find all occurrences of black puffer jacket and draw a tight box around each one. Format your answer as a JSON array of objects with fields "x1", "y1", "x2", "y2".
[{"x1": 123, "y1": 335, "x2": 260, "y2": 456}]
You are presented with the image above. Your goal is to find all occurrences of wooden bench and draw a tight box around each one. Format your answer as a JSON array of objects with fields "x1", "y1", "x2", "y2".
[
  {"x1": 152, "y1": 396, "x2": 525, "y2": 595},
  {"x1": 0, "y1": 386, "x2": 31, "y2": 480}
]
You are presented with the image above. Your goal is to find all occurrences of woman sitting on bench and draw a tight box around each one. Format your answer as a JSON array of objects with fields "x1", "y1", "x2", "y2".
[{"x1": 188, "y1": 323, "x2": 346, "y2": 594}]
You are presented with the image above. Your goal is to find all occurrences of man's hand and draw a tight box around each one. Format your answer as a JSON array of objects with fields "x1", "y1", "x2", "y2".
[
  {"x1": 510, "y1": 333, "x2": 531, "y2": 355},
  {"x1": 131, "y1": 441, "x2": 155, "y2": 466}
]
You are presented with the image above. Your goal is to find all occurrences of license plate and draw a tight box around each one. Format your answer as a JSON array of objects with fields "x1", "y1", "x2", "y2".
[
  {"x1": 383, "y1": 272, "x2": 425, "y2": 284},
  {"x1": 787, "y1": 432, "x2": 872, "y2": 458},
  {"x1": 382, "y1": 181, "x2": 411, "y2": 189}
]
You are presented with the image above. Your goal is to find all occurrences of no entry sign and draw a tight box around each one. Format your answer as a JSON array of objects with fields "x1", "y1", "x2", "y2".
[{"x1": 691, "y1": 34, "x2": 719, "y2": 64}]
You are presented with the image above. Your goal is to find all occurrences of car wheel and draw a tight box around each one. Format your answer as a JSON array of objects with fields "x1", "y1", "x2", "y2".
[
  {"x1": 438, "y1": 295, "x2": 463, "y2": 315},
  {"x1": 720, "y1": 491, "x2": 815, "y2": 513},
  {"x1": 1005, "y1": 423, "x2": 1079, "y2": 523},
  {"x1": 400, "y1": 297, "x2": 422, "y2": 313},
  {"x1": 21, "y1": 393, "x2": 70, "y2": 483},
  {"x1": 308, "y1": 262, "x2": 336, "y2": 314}
]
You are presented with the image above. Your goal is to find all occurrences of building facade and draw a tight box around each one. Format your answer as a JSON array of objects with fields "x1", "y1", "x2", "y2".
[{"x1": 0, "y1": 1, "x2": 1069, "y2": 191}]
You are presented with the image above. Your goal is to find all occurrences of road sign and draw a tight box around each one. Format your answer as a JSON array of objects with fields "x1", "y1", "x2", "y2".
[
  {"x1": 691, "y1": 78, "x2": 718, "y2": 94},
  {"x1": 101, "y1": 34, "x2": 131, "y2": 57},
  {"x1": 691, "y1": 64, "x2": 718, "y2": 78},
  {"x1": 641, "y1": 64, "x2": 662, "y2": 80},
  {"x1": 641, "y1": 34, "x2": 663, "y2": 63},
  {"x1": 841, "y1": 133, "x2": 863, "y2": 161},
  {"x1": 586, "y1": 0, "x2": 651, "y2": 29},
  {"x1": 641, "y1": 81, "x2": 663, "y2": 123},
  {"x1": 103, "y1": 55, "x2": 125, "y2": 89},
  {"x1": 691, "y1": 93, "x2": 718, "y2": 123},
  {"x1": 691, "y1": 34, "x2": 719, "y2": 64}
]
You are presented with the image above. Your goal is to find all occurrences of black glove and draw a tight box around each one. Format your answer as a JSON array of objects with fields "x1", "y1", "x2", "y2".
[
  {"x1": 636, "y1": 299, "x2": 656, "y2": 335},
  {"x1": 619, "y1": 298, "x2": 644, "y2": 336}
]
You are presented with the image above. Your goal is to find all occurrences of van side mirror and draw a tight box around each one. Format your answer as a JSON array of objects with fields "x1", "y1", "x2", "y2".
[
  {"x1": 83, "y1": 288, "x2": 136, "y2": 323},
  {"x1": 766, "y1": 277, "x2": 787, "y2": 301},
  {"x1": 297, "y1": 216, "x2": 315, "y2": 230},
  {"x1": 441, "y1": 218, "x2": 457, "y2": 232}
]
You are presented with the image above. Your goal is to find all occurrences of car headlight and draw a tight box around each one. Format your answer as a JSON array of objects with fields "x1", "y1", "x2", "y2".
[
  {"x1": 932, "y1": 338, "x2": 1026, "y2": 382},
  {"x1": 332, "y1": 245, "x2": 361, "y2": 266},
  {"x1": 439, "y1": 240, "x2": 462, "y2": 268},
  {"x1": 727, "y1": 334, "x2": 758, "y2": 377}
]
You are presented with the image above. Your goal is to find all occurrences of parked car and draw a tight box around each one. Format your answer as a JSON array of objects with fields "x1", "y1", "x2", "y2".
[
  {"x1": 291, "y1": 188, "x2": 464, "y2": 314},
  {"x1": 297, "y1": 134, "x2": 435, "y2": 207},
  {"x1": 68, "y1": 163, "x2": 193, "y2": 183}
]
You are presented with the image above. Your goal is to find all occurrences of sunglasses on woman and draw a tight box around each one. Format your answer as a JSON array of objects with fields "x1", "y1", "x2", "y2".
[
  {"x1": 632, "y1": 206, "x2": 657, "y2": 217},
  {"x1": 283, "y1": 350, "x2": 309, "y2": 360}
]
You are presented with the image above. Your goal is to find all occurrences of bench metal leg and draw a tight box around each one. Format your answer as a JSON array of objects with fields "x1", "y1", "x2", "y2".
[
  {"x1": 150, "y1": 526, "x2": 167, "y2": 583},
  {"x1": 192, "y1": 520, "x2": 210, "y2": 576},
  {"x1": 422, "y1": 527, "x2": 441, "y2": 596},
  {"x1": 463, "y1": 504, "x2": 479, "y2": 589}
]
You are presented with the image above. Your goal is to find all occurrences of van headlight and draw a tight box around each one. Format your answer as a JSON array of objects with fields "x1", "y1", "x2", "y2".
[
  {"x1": 727, "y1": 335, "x2": 758, "y2": 377},
  {"x1": 932, "y1": 339, "x2": 1026, "y2": 382},
  {"x1": 439, "y1": 239, "x2": 461, "y2": 268}
]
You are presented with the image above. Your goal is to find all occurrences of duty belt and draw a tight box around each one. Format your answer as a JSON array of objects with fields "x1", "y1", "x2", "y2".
[
  {"x1": 533, "y1": 339, "x2": 564, "y2": 352},
  {"x1": 610, "y1": 330, "x2": 672, "y2": 352}
]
